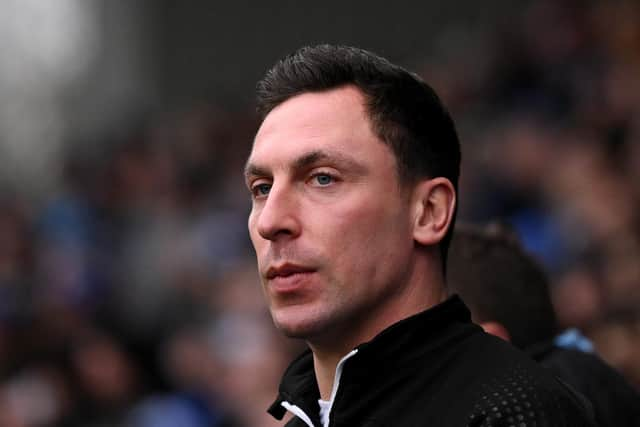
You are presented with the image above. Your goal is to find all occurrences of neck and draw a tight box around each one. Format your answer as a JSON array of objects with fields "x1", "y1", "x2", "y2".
[
  {"x1": 311, "y1": 348, "x2": 349, "y2": 401},
  {"x1": 310, "y1": 254, "x2": 447, "y2": 399}
]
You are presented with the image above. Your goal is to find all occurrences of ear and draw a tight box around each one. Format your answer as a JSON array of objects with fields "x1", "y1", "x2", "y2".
[
  {"x1": 412, "y1": 177, "x2": 456, "y2": 246},
  {"x1": 480, "y1": 321, "x2": 512, "y2": 342}
]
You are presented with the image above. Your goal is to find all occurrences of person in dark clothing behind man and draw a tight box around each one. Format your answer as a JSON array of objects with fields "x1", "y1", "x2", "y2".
[
  {"x1": 244, "y1": 44, "x2": 596, "y2": 426},
  {"x1": 447, "y1": 223, "x2": 640, "y2": 427}
]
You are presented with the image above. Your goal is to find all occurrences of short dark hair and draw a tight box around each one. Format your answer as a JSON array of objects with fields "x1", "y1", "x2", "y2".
[
  {"x1": 256, "y1": 44, "x2": 461, "y2": 266},
  {"x1": 446, "y1": 223, "x2": 559, "y2": 349}
]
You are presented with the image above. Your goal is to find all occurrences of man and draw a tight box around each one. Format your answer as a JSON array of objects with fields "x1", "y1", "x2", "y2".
[
  {"x1": 447, "y1": 223, "x2": 640, "y2": 427},
  {"x1": 245, "y1": 44, "x2": 595, "y2": 426}
]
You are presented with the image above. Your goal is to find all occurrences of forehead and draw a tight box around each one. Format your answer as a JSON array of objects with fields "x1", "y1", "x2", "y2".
[{"x1": 248, "y1": 86, "x2": 388, "y2": 168}]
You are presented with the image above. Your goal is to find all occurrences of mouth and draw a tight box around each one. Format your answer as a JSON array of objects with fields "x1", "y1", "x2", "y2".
[
  {"x1": 265, "y1": 263, "x2": 316, "y2": 292},
  {"x1": 266, "y1": 263, "x2": 315, "y2": 279}
]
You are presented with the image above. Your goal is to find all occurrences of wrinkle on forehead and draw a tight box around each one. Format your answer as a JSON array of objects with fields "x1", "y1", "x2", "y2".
[{"x1": 254, "y1": 86, "x2": 371, "y2": 142}]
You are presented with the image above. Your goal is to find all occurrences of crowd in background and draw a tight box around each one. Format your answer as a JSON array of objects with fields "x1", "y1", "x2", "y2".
[{"x1": 0, "y1": 1, "x2": 638, "y2": 426}]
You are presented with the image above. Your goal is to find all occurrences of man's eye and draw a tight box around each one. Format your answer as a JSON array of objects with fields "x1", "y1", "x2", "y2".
[
  {"x1": 252, "y1": 183, "x2": 272, "y2": 197},
  {"x1": 313, "y1": 174, "x2": 334, "y2": 186}
]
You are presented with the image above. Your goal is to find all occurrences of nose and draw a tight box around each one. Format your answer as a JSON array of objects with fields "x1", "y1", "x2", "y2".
[{"x1": 254, "y1": 184, "x2": 301, "y2": 241}]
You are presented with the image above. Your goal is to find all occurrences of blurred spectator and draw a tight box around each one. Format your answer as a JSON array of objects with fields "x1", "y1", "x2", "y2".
[{"x1": 447, "y1": 223, "x2": 640, "y2": 426}]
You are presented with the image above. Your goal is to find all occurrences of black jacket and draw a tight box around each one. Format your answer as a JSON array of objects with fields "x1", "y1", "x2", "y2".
[
  {"x1": 528, "y1": 341, "x2": 640, "y2": 427},
  {"x1": 268, "y1": 296, "x2": 596, "y2": 426}
]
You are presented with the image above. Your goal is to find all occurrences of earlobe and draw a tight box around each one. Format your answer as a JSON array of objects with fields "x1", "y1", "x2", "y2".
[{"x1": 412, "y1": 178, "x2": 456, "y2": 246}]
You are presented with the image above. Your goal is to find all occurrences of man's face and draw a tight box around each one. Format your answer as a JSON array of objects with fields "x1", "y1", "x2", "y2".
[{"x1": 245, "y1": 86, "x2": 416, "y2": 346}]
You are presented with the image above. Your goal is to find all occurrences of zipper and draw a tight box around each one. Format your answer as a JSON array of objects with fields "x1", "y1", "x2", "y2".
[{"x1": 327, "y1": 349, "x2": 359, "y2": 420}]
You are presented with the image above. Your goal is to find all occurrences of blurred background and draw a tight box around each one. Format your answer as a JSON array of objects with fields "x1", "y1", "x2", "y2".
[{"x1": 0, "y1": 0, "x2": 638, "y2": 426}]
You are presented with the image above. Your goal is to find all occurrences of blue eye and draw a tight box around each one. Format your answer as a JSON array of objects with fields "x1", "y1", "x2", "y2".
[
  {"x1": 314, "y1": 174, "x2": 333, "y2": 186},
  {"x1": 253, "y1": 183, "x2": 271, "y2": 196}
]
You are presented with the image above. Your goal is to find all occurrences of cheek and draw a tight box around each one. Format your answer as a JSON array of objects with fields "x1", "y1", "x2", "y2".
[
  {"x1": 329, "y1": 202, "x2": 411, "y2": 271},
  {"x1": 344, "y1": 198, "x2": 409, "y2": 241}
]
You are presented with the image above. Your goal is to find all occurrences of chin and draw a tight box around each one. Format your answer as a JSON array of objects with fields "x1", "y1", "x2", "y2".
[{"x1": 270, "y1": 306, "x2": 327, "y2": 339}]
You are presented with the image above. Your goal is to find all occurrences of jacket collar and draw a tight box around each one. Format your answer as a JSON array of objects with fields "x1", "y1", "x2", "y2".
[{"x1": 268, "y1": 295, "x2": 472, "y2": 421}]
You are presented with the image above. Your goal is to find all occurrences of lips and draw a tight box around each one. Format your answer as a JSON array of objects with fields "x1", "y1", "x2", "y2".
[
  {"x1": 266, "y1": 263, "x2": 315, "y2": 280},
  {"x1": 265, "y1": 263, "x2": 316, "y2": 292}
]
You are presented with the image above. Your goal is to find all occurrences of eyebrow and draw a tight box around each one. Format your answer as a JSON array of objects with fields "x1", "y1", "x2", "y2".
[
  {"x1": 244, "y1": 149, "x2": 366, "y2": 182},
  {"x1": 244, "y1": 162, "x2": 269, "y2": 182}
]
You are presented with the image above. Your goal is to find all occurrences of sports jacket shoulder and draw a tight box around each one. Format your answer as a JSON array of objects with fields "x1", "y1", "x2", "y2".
[
  {"x1": 528, "y1": 340, "x2": 640, "y2": 427},
  {"x1": 268, "y1": 296, "x2": 596, "y2": 426}
]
